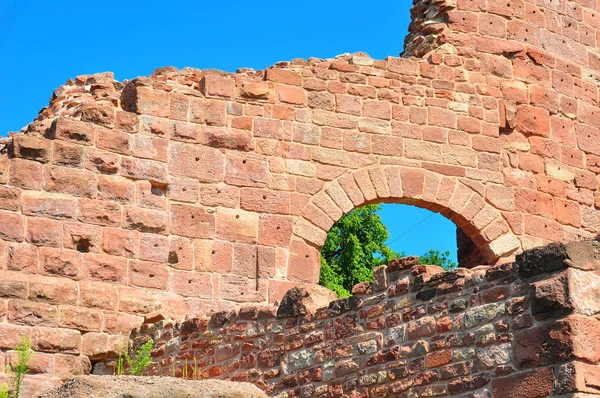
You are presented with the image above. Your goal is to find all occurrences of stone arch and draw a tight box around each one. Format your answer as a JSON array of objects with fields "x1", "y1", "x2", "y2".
[{"x1": 288, "y1": 165, "x2": 520, "y2": 283}]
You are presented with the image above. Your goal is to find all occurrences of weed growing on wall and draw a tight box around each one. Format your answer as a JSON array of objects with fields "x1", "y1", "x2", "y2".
[
  {"x1": 116, "y1": 339, "x2": 154, "y2": 376},
  {"x1": 2, "y1": 335, "x2": 32, "y2": 398}
]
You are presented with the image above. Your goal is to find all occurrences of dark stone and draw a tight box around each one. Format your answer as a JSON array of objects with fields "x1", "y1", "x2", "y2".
[
  {"x1": 276, "y1": 287, "x2": 309, "y2": 318},
  {"x1": 209, "y1": 311, "x2": 230, "y2": 329},
  {"x1": 532, "y1": 271, "x2": 573, "y2": 319},
  {"x1": 327, "y1": 296, "x2": 362, "y2": 316},
  {"x1": 450, "y1": 299, "x2": 468, "y2": 313},
  {"x1": 515, "y1": 242, "x2": 568, "y2": 278},
  {"x1": 486, "y1": 262, "x2": 515, "y2": 281},
  {"x1": 416, "y1": 288, "x2": 437, "y2": 301}
]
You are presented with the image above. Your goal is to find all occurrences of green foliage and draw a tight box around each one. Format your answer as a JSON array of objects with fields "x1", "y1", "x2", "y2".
[
  {"x1": 419, "y1": 249, "x2": 457, "y2": 270},
  {"x1": 125, "y1": 340, "x2": 154, "y2": 376},
  {"x1": 319, "y1": 204, "x2": 399, "y2": 295},
  {"x1": 319, "y1": 205, "x2": 459, "y2": 295},
  {"x1": 4, "y1": 335, "x2": 33, "y2": 398},
  {"x1": 0, "y1": 383, "x2": 8, "y2": 398},
  {"x1": 116, "y1": 339, "x2": 154, "y2": 376}
]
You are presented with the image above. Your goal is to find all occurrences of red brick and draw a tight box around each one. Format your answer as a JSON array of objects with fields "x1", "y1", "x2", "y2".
[{"x1": 492, "y1": 368, "x2": 554, "y2": 398}]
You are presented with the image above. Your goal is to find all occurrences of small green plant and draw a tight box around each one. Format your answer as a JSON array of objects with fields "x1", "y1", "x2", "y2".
[
  {"x1": 115, "y1": 339, "x2": 154, "y2": 376},
  {"x1": 192, "y1": 358, "x2": 198, "y2": 380},
  {"x1": 125, "y1": 339, "x2": 153, "y2": 376},
  {"x1": 3, "y1": 335, "x2": 33, "y2": 398},
  {"x1": 0, "y1": 382, "x2": 9, "y2": 398}
]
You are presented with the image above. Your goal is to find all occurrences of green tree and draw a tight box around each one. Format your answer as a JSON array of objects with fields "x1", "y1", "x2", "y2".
[
  {"x1": 319, "y1": 204, "x2": 399, "y2": 297},
  {"x1": 419, "y1": 249, "x2": 457, "y2": 270},
  {"x1": 319, "y1": 205, "x2": 459, "y2": 296}
]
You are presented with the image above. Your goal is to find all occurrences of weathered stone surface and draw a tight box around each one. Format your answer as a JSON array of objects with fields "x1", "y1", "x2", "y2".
[{"x1": 36, "y1": 376, "x2": 268, "y2": 398}]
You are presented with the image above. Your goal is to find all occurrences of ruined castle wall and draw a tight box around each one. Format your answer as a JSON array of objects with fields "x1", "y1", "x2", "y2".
[
  {"x1": 106, "y1": 241, "x2": 600, "y2": 397},
  {"x1": 1, "y1": 0, "x2": 600, "y2": 393}
]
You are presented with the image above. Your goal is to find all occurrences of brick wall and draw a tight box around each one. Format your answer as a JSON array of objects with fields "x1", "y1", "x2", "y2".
[
  {"x1": 1, "y1": 0, "x2": 600, "y2": 393},
  {"x1": 100, "y1": 240, "x2": 600, "y2": 397}
]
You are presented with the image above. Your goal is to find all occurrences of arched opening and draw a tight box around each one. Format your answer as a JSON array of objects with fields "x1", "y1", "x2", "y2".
[
  {"x1": 289, "y1": 166, "x2": 521, "y2": 286},
  {"x1": 317, "y1": 202, "x2": 484, "y2": 297}
]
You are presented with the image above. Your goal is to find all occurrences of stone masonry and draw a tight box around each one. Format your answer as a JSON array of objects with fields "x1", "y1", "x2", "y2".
[
  {"x1": 1, "y1": 0, "x2": 600, "y2": 394},
  {"x1": 103, "y1": 241, "x2": 600, "y2": 398}
]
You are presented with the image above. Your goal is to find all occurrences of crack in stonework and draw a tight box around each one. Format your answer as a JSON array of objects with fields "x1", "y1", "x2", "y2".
[{"x1": 402, "y1": 0, "x2": 456, "y2": 58}]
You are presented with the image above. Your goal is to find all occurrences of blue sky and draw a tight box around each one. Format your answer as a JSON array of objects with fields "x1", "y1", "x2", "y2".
[{"x1": 0, "y1": 0, "x2": 458, "y2": 262}]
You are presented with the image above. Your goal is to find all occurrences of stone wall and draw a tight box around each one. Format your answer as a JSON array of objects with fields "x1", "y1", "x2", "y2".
[
  {"x1": 102, "y1": 240, "x2": 600, "y2": 397},
  {"x1": 2, "y1": 0, "x2": 600, "y2": 393}
]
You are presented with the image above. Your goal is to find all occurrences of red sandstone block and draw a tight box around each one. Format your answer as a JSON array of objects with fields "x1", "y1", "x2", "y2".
[
  {"x1": 104, "y1": 311, "x2": 144, "y2": 334},
  {"x1": 200, "y1": 75, "x2": 235, "y2": 98},
  {"x1": 96, "y1": 127, "x2": 131, "y2": 155},
  {"x1": 170, "y1": 204, "x2": 215, "y2": 239},
  {"x1": 39, "y1": 248, "x2": 82, "y2": 279},
  {"x1": 428, "y1": 107, "x2": 456, "y2": 128},
  {"x1": 576, "y1": 122, "x2": 600, "y2": 156},
  {"x1": 8, "y1": 300, "x2": 58, "y2": 327},
  {"x1": 216, "y1": 208, "x2": 258, "y2": 244},
  {"x1": 0, "y1": 211, "x2": 24, "y2": 242},
  {"x1": 485, "y1": 185, "x2": 514, "y2": 211},
  {"x1": 53, "y1": 353, "x2": 91, "y2": 377},
  {"x1": 101, "y1": 228, "x2": 138, "y2": 258},
  {"x1": 7, "y1": 243, "x2": 38, "y2": 273},
  {"x1": 194, "y1": 239, "x2": 233, "y2": 273},
  {"x1": 266, "y1": 68, "x2": 302, "y2": 86},
  {"x1": 277, "y1": 84, "x2": 307, "y2": 105},
  {"x1": 170, "y1": 270, "x2": 212, "y2": 298},
  {"x1": 121, "y1": 85, "x2": 170, "y2": 118},
  {"x1": 79, "y1": 281, "x2": 118, "y2": 310},
  {"x1": 49, "y1": 118, "x2": 95, "y2": 145},
  {"x1": 514, "y1": 105, "x2": 550, "y2": 136},
  {"x1": 115, "y1": 111, "x2": 138, "y2": 132},
  {"x1": 204, "y1": 127, "x2": 254, "y2": 151},
  {"x1": 78, "y1": 198, "x2": 121, "y2": 226},
  {"x1": 129, "y1": 260, "x2": 168, "y2": 290},
  {"x1": 133, "y1": 134, "x2": 168, "y2": 161},
  {"x1": 12, "y1": 135, "x2": 50, "y2": 163},
  {"x1": 124, "y1": 206, "x2": 168, "y2": 234},
  {"x1": 82, "y1": 332, "x2": 109, "y2": 360},
  {"x1": 98, "y1": 176, "x2": 135, "y2": 203},
  {"x1": 26, "y1": 217, "x2": 62, "y2": 248},
  {"x1": 257, "y1": 215, "x2": 294, "y2": 246},
  {"x1": 401, "y1": 168, "x2": 425, "y2": 200},
  {"x1": 387, "y1": 58, "x2": 418, "y2": 76},
  {"x1": 169, "y1": 142, "x2": 224, "y2": 182},
  {"x1": 240, "y1": 188, "x2": 290, "y2": 215},
  {"x1": 86, "y1": 148, "x2": 119, "y2": 174},
  {"x1": 31, "y1": 326, "x2": 80, "y2": 354},
  {"x1": 45, "y1": 166, "x2": 96, "y2": 198},
  {"x1": 58, "y1": 305, "x2": 102, "y2": 332},
  {"x1": 170, "y1": 120, "x2": 201, "y2": 142},
  {"x1": 10, "y1": 158, "x2": 43, "y2": 190},
  {"x1": 524, "y1": 215, "x2": 564, "y2": 241},
  {"x1": 121, "y1": 157, "x2": 167, "y2": 184},
  {"x1": 53, "y1": 141, "x2": 83, "y2": 167},
  {"x1": 139, "y1": 233, "x2": 169, "y2": 263},
  {"x1": 29, "y1": 274, "x2": 78, "y2": 306},
  {"x1": 287, "y1": 239, "x2": 320, "y2": 283}
]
